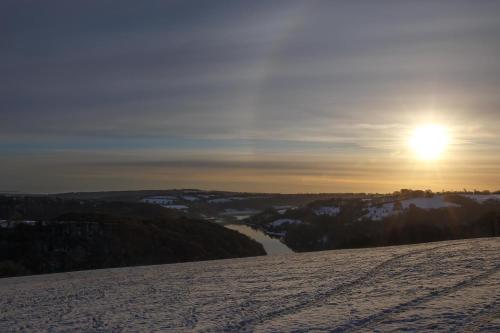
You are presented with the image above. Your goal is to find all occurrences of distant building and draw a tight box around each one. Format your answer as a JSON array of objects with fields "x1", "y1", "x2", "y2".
[{"x1": 141, "y1": 196, "x2": 175, "y2": 205}]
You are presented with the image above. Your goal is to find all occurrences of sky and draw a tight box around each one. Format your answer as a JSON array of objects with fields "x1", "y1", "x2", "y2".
[{"x1": 1, "y1": 1, "x2": 500, "y2": 193}]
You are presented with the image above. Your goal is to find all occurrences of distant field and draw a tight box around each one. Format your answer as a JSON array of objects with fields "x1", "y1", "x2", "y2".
[{"x1": 1, "y1": 238, "x2": 498, "y2": 332}]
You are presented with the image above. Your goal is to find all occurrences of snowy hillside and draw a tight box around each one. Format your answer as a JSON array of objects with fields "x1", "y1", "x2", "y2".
[
  {"x1": 360, "y1": 196, "x2": 460, "y2": 221},
  {"x1": 1, "y1": 238, "x2": 499, "y2": 332},
  {"x1": 247, "y1": 193, "x2": 500, "y2": 253}
]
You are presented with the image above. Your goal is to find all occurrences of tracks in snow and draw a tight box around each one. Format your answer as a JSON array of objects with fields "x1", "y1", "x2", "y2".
[
  {"x1": 460, "y1": 299, "x2": 500, "y2": 333},
  {"x1": 335, "y1": 264, "x2": 500, "y2": 332},
  {"x1": 1, "y1": 239, "x2": 498, "y2": 332},
  {"x1": 211, "y1": 243, "x2": 455, "y2": 333}
]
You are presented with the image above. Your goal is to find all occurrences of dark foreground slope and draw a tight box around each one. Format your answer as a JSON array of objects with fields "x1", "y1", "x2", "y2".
[
  {"x1": 0, "y1": 196, "x2": 265, "y2": 277},
  {"x1": 0, "y1": 238, "x2": 498, "y2": 332}
]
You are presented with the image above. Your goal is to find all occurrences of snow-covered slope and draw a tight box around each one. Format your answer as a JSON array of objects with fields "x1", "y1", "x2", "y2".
[
  {"x1": 314, "y1": 206, "x2": 341, "y2": 216},
  {"x1": 1, "y1": 238, "x2": 499, "y2": 332},
  {"x1": 465, "y1": 194, "x2": 500, "y2": 203},
  {"x1": 269, "y1": 218, "x2": 303, "y2": 227},
  {"x1": 361, "y1": 196, "x2": 460, "y2": 221},
  {"x1": 400, "y1": 196, "x2": 461, "y2": 209}
]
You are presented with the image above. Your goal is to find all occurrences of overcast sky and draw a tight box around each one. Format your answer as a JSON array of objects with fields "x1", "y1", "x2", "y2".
[{"x1": 1, "y1": 1, "x2": 500, "y2": 193}]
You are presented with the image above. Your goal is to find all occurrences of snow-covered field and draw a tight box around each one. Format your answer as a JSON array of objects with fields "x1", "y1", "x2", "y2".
[
  {"x1": 269, "y1": 218, "x2": 303, "y2": 228},
  {"x1": 361, "y1": 196, "x2": 461, "y2": 221},
  {"x1": 1, "y1": 238, "x2": 499, "y2": 332},
  {"x1": 314, "y1": 206, "x2": 341, "y2": 217},
  {"x1": 465, "y1": 194, "x2": 500, "y2": 203}
]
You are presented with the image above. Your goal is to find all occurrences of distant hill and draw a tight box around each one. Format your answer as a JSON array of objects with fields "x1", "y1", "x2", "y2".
[
  {"x1": 49, "y1": 189, "x2": 367, "y2": 202},
  {"x1": 49, "y1": 189, "x2": 360, "y2": 224},
  {"x1": 248, "y1": 193, "x2": 500, "y2": 252},
  {"x1": 0, "y1": 196, "x2": 265, "y2": 278}
]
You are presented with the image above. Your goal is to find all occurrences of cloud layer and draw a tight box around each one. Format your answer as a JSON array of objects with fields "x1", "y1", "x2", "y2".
[{"x1": 1, "y1": 1, "x2": 500, "y2": 192}]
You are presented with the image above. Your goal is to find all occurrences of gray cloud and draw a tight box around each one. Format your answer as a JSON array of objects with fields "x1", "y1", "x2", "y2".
[
  {"x1": 2, "y1": 1, "x2": 500, "y2": 137},
  {"x1": 1, "y1": 1, "x2": 500, "y2": 192}
]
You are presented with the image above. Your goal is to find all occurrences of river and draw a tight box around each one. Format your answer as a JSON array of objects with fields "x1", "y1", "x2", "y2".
[{"x1": 225, "y1": 224, "x2": 293, "y2": 255}]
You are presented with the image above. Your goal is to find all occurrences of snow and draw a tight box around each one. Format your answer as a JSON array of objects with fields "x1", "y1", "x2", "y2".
[
  {"x1": 221, "y1": 209, "x2": 260, "y2": 216},
  {"x1": 362, "y1": 196, "x2": 460, "y2": 221},
  {"x1": 401, "y1": 196, "x2": 460, "y2": 210},
  {"x1": 269, "y1": 219, "x2": 303, "y2": 227},
  {"x1": 21, "y1": 220, "x2": 38, "y2": 225},
  {"x1": 198, "y1": 194, "x2": 216, "y2": 198},
  {"x1": 0, "y1": 220, "x2": 38, "y2": 227},
  {"x1": 362, "y1": 203, "x2": 396, "y2": 221},
  {"x1": 274, "y1": 206, "x2": 296, "y2": 214},
  {"x1": 464, "y1": 194, "x2": 500, "y2": 203},
  {"x1": 142, "y1": 196, "x2": 175, "y2": 205},
  {"x1": 274, "y1": 205, "x2": 295, "y2": 210},
  {"x1": 313, "y1": 206, "x2": 341, "y2": 216},
  {"x1": 221, "y1": 209, "x2": 261, "y2": 221},
  {"x1": 182, "y1": 195, "x2": 199, "y2": 201},
  {"x1": 1, "y1": 238, "x2": 498, "y2": 332}
]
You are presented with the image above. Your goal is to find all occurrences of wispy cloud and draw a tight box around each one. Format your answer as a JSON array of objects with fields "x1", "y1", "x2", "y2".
[{"x1": 1, "y1": 1, "x2": 499, "y2": 192}]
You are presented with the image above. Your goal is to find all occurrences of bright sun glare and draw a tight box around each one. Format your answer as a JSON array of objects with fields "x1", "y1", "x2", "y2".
[{"x1": 410, "y1": 124, "x2": 448, "y2": 160}]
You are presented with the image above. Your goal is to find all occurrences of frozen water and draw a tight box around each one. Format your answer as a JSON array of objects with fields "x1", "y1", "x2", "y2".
[{"x1": 225, "y1": 224, "x2": 293, "y2": 256}]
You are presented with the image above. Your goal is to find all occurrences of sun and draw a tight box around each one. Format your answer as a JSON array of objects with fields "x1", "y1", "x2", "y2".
[{"x1": 410, "y1": 124, "x2": 448, "y2": 160}]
